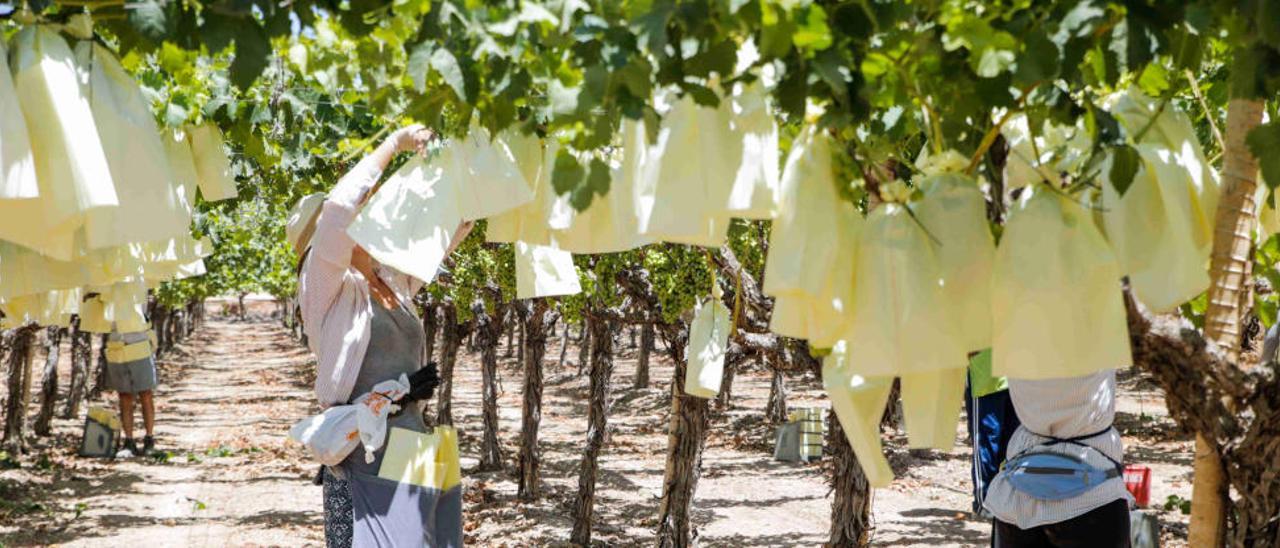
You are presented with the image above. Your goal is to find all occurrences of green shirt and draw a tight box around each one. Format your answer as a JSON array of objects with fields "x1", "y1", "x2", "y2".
[{"x1": 968, "y1": 348, "x2": 1008, "y2": 398}]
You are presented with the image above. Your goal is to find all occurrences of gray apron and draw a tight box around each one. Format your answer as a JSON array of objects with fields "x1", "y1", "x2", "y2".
[{"x1": 339, "y1": 301, "x2": 462, "y2": 547}]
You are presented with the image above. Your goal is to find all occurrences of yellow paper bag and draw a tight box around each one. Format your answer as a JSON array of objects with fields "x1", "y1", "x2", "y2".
[
  {"x1": 1, "y1": 26, "x2": 118, "y2": 260},
  {"x1": 444, "y1": 122, "x2": 535, "y2": 221},
  {"x1": 900, "y1": 367, "x2": 966, "y2": 451},
  {"x1": 725, "y1": 81, "x2": 780, "y2": 219},
  {"x1": 514, "y1": 242, "x2": 581, "y2": 299},
  {"x1": 844, "y1": 204, "x2": 967, "y2": 377},
  {"x1": 553, "y1": 123, "x2": 653, "y2": 254},
  {"x1": 77, "y1": 42, "x2": 188, "y2": 249},
  {"x1": 347, "y1": 156, "x2": 462, "y2": 284},
  {"x1": 0, "y1": 37, "x2": 37, "y2": 200},
  {"x1": 992, "y1": 186, "x2": 1132, "y2": 379},
  {"x1": 188, "y1": 124, "x2": 239, "y2": 202},
  {"x1": 378, "y1": 426, "x2": 463, "y2": 491},
  {"x1": 911, "y1": 173, "x2": 994, "y2": 352},
  {"x1": 636, "y1": 94, "x2": 735, "y2": 247},
  {"x1": 822, "y1": 342, "x2": 895, "y2": 488},
  {"x1": 684, "y1": 295, "x2": 731, "y2": 399}
]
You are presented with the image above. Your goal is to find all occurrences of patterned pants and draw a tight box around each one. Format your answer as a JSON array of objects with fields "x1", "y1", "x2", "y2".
[{"x1": 322, "y1": 468, "x2": 354, "y2": 548}]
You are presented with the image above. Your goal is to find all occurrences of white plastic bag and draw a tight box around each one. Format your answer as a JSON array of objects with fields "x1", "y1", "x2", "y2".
[
  {"x1": 843, "y1": 204, "x2": 967, "y2": 377},
  {"x1": 992, "y1": 186, "x2": 1132, "y2": 379},
  {"x1": 684, "y1": 293, "x2": 731, "y2": 399},
  {"x1": 347, "y1": 156, "x2": 462, "y2": 283},
  {"x1": 1, "y1": 26, "x2": 118, "y2": 260},
  {"x1": 514, "y1": 241, "x2": 581, "y2": 299},
  {"x1": 0, "y1": 37, "x2": 37, "y2": 200},
  {"x1": 78, "y1": 42, "x2": 187, "y2": 249},
  {"x1": 188, "y1": 123, "x2": 239, "y2": 202},
  {"x1": 822, "y1": 342, "x2": 894, "y2": 488},
  {"x1": 911, "y1": 173, "x2": 994, "y2": 352},
  {"x1": 900, "y1": 367, "x2": 967, "y2": 451},
  {"x1": 288, "y1": 374, "x2": 412, "y2": 466}
]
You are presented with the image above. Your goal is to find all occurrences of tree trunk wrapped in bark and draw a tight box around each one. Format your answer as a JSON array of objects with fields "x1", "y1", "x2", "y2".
[
  {"x1": 3, "y1": 324, "x2": 39, "y2": 454},
  {"x1": 1178, "y1": 97, "x2": 1270, "y2": 547},
  {"x1": 715, "y1": 349, "x2": 739, "y2": 411},
  {"x1": 33, "y1": 326, "x2": 63, "y2": 436},
  {"x1": 571, "y1": 310, "x2": 618, "y2": 544},
  {"x1": 558, "y1": 320, "x2": 571, "y2": 369},
  {"x1": 504, "y1": 312, "x2": 516, "y2": 359},
  {"x1": 62, "y1": 317, "x2": 90, "y2": 419},
  {"x1": 437, "y1": 303, "x2": 463, "y2": 426},
  {"x1": 518, "y1": 299, "x2": 555, "y2": 501},
  {"x1": 827, "y1": 408, "x2": 872, "y2": 547},
  {"x1": 153, "y1": 306, "x2": 169, "y2": 357},
  {"x1": 475, "y1": 299, "x2": 505, "y2": 471},
  {"x1": 635, "y1": 320, "x2": 653, "y2": 389}
]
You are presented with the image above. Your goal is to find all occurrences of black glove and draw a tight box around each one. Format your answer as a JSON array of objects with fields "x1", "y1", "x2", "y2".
[{"x1": 405, "y1": 361, "x2": 440, "y2": 402}]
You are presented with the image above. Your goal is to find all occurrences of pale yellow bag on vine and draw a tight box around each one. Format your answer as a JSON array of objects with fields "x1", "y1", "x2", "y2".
[
  {"x1": 0, "y1": 37, "x2": 37, "y2": 200},
  {"x1": 1, "y1": 26, "x2": 118, "y2": 260},
  {"x1": 347, "y1": 156, "x2": 463, "y2": 284},
  {"x1": 486, "y1": 132, "x2": 561, "y2": 245},
  {"x1": 77, "y1": 42, "x2": 189, "y2": 249},
  {"x1": 822, "y1": 342, "x2": 894, "y2": 488},
  {"x1": 1099, "y1": 146, "x2": 1210, "y2": 313},
  {"x1": 635, "y1": 94, "x2": 735, "y2": 247},
  {"x1": 900, "y1": 367, "x2": 967, "y2": 450},
  {"x1": 724, "y1": 81, "x2": 781, "y2": 219},
  {"x1": 911, "y1": 173, "x2": 995, "y2": 352},
  {"x1": 188, "y1": 123, "x2": 239, "y2": 202},
  {"x1": 684, "y1": 293, "x2": 731, "y2": 399},
  {"x1": 514, "y1": 241, "x2": 581, "y2": 299},
  {"x1": 443, "y1": 121, "x2": 535, "y2": 221},
  {"x1": 993, "y1": 187, "x2": 1131, "y2": 379},
  {"x1": 554, "y1": 121, "x2": 652, "y2": 254},
  {"x1": 844, "y1": 204, "x2": 967, "y2": 377},
  {"x1": 0, "y1": 288, "x2": 79, "y2": 329}
]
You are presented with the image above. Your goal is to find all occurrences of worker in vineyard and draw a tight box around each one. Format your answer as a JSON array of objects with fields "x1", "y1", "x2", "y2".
[
  {"x1": 982, "y1": 369, "x2": 1133, "y2": 546},
  {"x1": 290, "y1": 124, "x2": 472, "y2": 548},
  {"x1": 964, "y1": 349, "x2": 1019, "y2": 519},
  {"x1": 105, "y1": 326, "x2": 159, "y2": 457}
]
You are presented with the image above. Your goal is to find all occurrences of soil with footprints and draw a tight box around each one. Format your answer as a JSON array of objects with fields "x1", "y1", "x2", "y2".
[{"x1": 0, "y1": 300, "x2": 1195, "y2": 547}]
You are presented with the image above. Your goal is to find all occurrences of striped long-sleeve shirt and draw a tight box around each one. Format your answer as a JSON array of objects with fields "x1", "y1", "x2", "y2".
[
  {"x1": 982, "y1": 369, "x2": 1134, "y2": 529},
  {"x1": 299, "y1": 154, "x2": 422, "y2": 407}
]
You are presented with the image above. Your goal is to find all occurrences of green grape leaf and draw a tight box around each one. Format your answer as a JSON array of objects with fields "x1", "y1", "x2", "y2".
[
  {"x1": 229, "y1": 22, "x2": 270, "y2": 90},
  {"x1": 1247, "y1": 122, "x2": 1280, "y2": 192},
  {"x1": 551, "y1": 148, "x2": 586, "y2": 195},
  {"x1": 407, "y1": 41, "x2": 433, "y2": 92},
  {"x1": 1108, "y1": 144, "x2": 1140, "y2": 196},
  {"x1": 684, "y1": 40, "x2": 737, "y2": 79},
  {"x1": 430, "y1": 47, "x2": 467, "y2": 101},
  {"x1": 793, "y1": 5, "x2": 832, "y2": 51}
]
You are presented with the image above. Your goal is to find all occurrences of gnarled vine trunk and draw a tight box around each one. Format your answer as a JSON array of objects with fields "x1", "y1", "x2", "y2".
[
  {"x1": 33, "y1": 326, "x2": 64, "y2": 436},
  {"x1": 62, "y1": 318, "x2": 91, "y2": 420},
  {"x1": 765, "y1": 365, "x2": 788, "y2": 424},
  {"x1": 3, "y1": 325, "x2": 39, "y2": 454},
  {"x1": 437, "y1": 304, "x2": 463, "y2": 427},
  {"x1": 475, "y1": 300, "x2": 505, "y2": 472},
  {"x1": 828, "y1": 408, "x2": 872, "y2": 547},
  {"x1": 89, "y1": 334, "x2": 108, "y2": 400},
  {"x1": 422, "y1": 301, "x2": 438, "y2": 365},
  {"x1": 518, "y1": 299, "x2": 555, "y2": 501},
  {"x1": 656, "y1": 326, "x2": 707, "y2": 548},
  {"x1": 635, "y1": 320, "x2": 653, "y2": 389},
  {"x1": 571, "y1": 311, "x2": 617, "y2": 545}
]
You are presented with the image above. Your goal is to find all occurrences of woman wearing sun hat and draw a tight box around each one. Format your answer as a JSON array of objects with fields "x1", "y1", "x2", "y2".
[{"x1": 288, "y1": 125, "x2": 472, "y2": 548}]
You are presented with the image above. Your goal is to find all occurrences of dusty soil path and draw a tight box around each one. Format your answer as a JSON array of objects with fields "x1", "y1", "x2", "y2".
[{"x1": 0, "y1": 311, "x2": 1195, "y2": 547}]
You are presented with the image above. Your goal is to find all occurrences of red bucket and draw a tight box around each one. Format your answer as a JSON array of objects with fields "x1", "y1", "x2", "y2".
[{"x1": 1124, "y1": 465, "x2": 1152, "y2": 508}]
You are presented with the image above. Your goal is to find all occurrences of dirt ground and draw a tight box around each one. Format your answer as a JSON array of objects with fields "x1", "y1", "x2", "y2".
[{"x1": 0, "y1": 301, "x2": 1194, "y2": 547}]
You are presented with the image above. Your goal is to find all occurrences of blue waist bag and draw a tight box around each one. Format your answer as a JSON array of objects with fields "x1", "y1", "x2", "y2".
[{"x1": 1003, "y1": 427, "x2": 1123, "y2": 501}]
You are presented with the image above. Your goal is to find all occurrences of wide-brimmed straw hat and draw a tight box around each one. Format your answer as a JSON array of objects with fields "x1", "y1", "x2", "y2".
[{"x1": 286, "y1": 193, "x2": 326, "y2": 257}]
